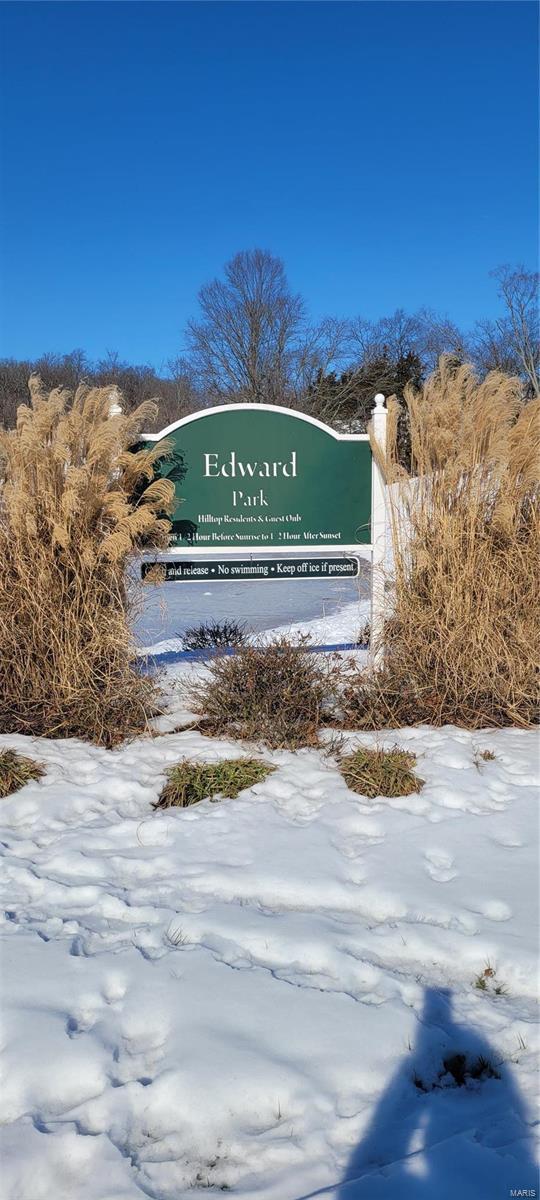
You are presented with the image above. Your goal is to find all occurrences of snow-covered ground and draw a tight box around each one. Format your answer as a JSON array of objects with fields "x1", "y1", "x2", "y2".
[{"x1": 0, "y1": 593, "x2": 538, "y2": 1198}]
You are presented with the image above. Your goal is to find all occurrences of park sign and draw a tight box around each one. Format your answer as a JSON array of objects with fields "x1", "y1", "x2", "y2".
[
  {"x1": 141, "y1": 398, "x2": 388, "y2": 660},
  {"x1": 142, "y1": 403, "x2": 374, "y2": 553}
]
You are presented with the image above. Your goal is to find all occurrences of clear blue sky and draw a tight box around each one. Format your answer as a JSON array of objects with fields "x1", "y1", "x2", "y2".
[{"x1": 0, "y1": 1, "x2": 537, "y2": 370}]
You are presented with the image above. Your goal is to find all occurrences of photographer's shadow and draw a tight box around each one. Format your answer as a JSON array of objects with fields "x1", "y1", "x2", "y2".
[{"x1": 337, "y1": 986, "x2": 537, "y2": 1199}]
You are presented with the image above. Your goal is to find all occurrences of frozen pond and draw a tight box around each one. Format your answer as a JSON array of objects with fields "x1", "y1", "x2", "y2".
[{"x1": 131, "y1": 554, "x2": 370, "y2": 646}]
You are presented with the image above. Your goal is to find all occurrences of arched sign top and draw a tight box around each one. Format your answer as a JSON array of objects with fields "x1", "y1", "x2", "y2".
[
  {"x1": 142, "y1": 402, "x2": 369, "y2": 444},
  {"x1": 142, "y1": 402, "x2": 374, "y2": 553}
]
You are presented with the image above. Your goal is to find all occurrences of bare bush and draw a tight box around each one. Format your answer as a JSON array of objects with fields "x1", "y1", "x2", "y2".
[
  {"x1": 182, "y1": 619, "x2": 248, "y2": 650},
  {"x1": 187, "y1": 637, "x2": 340, "y2": 748}
]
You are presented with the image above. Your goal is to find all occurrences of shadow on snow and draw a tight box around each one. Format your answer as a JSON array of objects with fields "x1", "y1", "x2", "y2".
[{"x1": 302, "y1": 987, "x2": 538, "y2": 1200}]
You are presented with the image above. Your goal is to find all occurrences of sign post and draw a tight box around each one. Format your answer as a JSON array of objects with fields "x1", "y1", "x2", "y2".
[{"x1": 370, "y1": 394, "x2": 388, "y2": 663}]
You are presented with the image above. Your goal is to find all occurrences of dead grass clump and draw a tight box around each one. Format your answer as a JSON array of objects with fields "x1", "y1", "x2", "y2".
[
  {"x1": 340, "y1": 745, "x2": 423, "y2": 798},
  {"x1": 187, "y1": 637, "x2": 339, "y2": 749},
  {"x1": 154, "y1": 757, "x2": 273, "y2": 808},
  {"x1": 0, "y1": 377, "x2": 174, "y2": 746},
  {"x1": 0, "y1": 748, "x2": 45, "y2": 797},
  {"x1": 345, "y1": 357, "x2": 540, "y2": 729},
  {"x1": 474, "y1": 748, "x2": 498, "y2": 769}
]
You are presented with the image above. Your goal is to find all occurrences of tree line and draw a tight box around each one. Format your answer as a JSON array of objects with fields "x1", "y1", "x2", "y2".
[{"x1": 1, "y1": 251, "x2": 537, "y2": 432}]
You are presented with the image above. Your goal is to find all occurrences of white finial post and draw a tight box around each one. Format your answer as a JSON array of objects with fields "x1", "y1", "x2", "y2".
[
  {"x1": 108, "y1": 387, "x2": 122, "y2": 417},
  {"x1": 370, "y1": 394, "x2": 387, "y2": 665}
]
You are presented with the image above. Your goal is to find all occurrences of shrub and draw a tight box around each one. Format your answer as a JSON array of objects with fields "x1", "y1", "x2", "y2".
[
  {"x1": 0, "y1": 748, "x2": 44, "y2": 797},
  {"x1": 154, "y1": 757, "x2": 273, "y2": 808},
  {"x1": 0, "y1": 377, "x2": 174, "y2": 746},
  {"x1": 340, "y1": 745, "x2": 423, "y2": 798},
  {"x1": 187, "y1": 636, "x2": 339, "y2": 749},
  {"x1": 182, "y1": 619, "x2": 248, "y2": 650},
  {"x1": 345, "y1": 357, "x2": 540, "y2": 729},
  {"x1": 356, "y1": 621, "x2": 371, "y2": 647}
]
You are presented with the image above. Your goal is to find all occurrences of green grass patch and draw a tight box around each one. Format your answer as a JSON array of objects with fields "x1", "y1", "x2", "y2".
[
  {"x1": 0, "y1": 748, "x2": 45, "y2": 797},
  {"x1": 154, "y1": 757, "x2": 274, "y2": 809},
  {"x1": 340, "y1": 745, "x2": 424, "y2": 799}
]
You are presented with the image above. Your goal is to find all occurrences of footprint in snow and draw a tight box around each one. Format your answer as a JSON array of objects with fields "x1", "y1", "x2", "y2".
[
  {"x1": 65, "y1": 976, "x2": 128, "y2": 1039},
  {"x1": 490, "y1": 831, "x2": 524, "y2": 848},
  {"x1": 65, "y1": 1002, "x2": 100, "y2": 1038},
  {"x1": 478, "y1": 899, "x2": 512, "y2": 922},
  {"x1": 109, "y1": 1024, "x2": 168, "y2": 1087},
  {"x1": 101, "y1": 973, "x2": 128, "y2": 1006},
  {"x1": 423, "y1": 849, "x2": 459, "y2": 883}
]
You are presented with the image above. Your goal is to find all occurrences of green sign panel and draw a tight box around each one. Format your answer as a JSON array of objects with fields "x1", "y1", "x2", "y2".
[
  {"x1": 144, "y1": 405, "x2": 372, "y2": 551},
  {"x1": 142, "y1": 557, "x2": 360, "y2": 583}
]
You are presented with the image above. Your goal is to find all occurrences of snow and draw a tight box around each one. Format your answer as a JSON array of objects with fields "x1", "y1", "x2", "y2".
[{"x1": 0, "y1": 587, "x2": 538, "y2": 1198}]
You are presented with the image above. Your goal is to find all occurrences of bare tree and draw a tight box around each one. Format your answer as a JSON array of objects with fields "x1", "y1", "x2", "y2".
[
  {"x1": 467, "y1": 318, "x2": 522, "y2": 379},
  {"x1": 349, "y1": 309, "x2": 426, "y2": 367},
  {"x1": 348, "y1": 315, "x2": 383, "y2": 364},
  {"x1": 0, "y1": 350, "x2": 90, "y2": 429},
  {"x1": 376, "y1": 309, "x2": 425, "y2": 361},
  {"x1": 0, "y1": 351, "x2": 204, "y2": 431},
  {"x1": 493, "y1": 265, "x2": 539, "y2": 395},
  {"x1": 349, "y1": 308, "x2": 465, "y2": 376},
  {"x1": 292, "y1": 317, "x2": 351, "y2": 409},
  {"x1": 413, "y1": 309, "x2": 465, "y2": 372},
  {"x1": 186, "y1": 249, "x2": 307, "y2": 403},
  {"x1": 467, "y1": 267, "x2": 539, "y2": 392}
]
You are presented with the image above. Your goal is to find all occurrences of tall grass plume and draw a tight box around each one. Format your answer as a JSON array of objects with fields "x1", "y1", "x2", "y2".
[
  {"x1": 345, "y1": 357, "x2": 539, "y2": 728},
  {"x1": 0, "y1": 377, "x2": 174, "y2": 745}
]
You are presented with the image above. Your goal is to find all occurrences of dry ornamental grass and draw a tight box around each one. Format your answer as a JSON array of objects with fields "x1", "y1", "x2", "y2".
[
  {"x1": 0, "y1": 377, "x2": 174, "y2": 745},
  {"x1": 345, "y1": 357, "x2": 540, "y2": 729}
]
